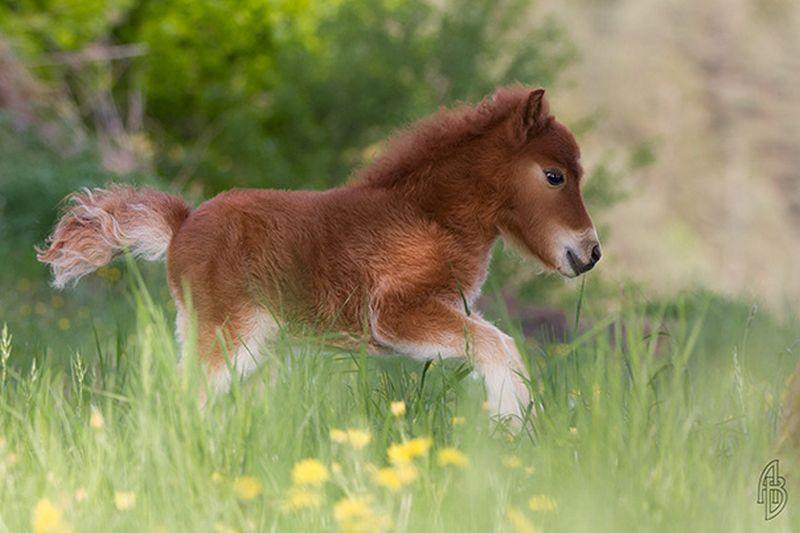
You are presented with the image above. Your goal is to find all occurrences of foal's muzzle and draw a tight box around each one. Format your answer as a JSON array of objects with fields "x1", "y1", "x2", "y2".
[{"x1": 565, "y1": 242, "x2": 602, "y2": 276}]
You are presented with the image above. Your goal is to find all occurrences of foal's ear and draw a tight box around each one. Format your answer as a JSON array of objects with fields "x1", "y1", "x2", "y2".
[{"x1": 520, "y1": 88, "x2": 551, "y2": 138}]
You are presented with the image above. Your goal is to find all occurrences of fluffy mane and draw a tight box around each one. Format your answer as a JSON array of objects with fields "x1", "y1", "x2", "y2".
[{"x1": 352, "y1": 85, "x2": 532, "y2": 188}]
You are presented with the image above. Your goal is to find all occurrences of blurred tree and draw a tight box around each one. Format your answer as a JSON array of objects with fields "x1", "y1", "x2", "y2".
[{"x1": 0, "y1": 0, "x2": 574, "y2": 192}]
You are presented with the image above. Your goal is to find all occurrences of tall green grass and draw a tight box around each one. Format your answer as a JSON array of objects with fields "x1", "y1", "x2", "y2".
[{"x1": 0, "y1": 277, "x2": 797, "y2": 532}]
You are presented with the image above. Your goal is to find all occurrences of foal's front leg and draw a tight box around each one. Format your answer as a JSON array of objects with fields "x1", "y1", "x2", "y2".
[{"x1": 371, "y1": 298, "x2": 532, "y2": 423}]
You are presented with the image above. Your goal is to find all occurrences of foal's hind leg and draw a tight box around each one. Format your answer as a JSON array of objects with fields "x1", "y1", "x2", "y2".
[
  {"x1": 205, "y1": 308, "x2": 279, "y2": 393},
  {"x1": 371, "y1": 298, "x2": 532, "y2": 424},
  {"x1": 176, "y1": 303, "x2": 278, "y2": 396}
]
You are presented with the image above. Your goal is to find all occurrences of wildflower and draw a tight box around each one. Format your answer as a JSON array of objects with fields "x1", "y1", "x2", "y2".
[
  {"x1": 502, "y1": 455, "x2": 522, "y2": 469},
  {"x1": 331, "y1": 462, "x2": 343, "y2": 475},
  {"x1": 213, "y1": 523, "x2": 236, "y2": 533},
  {"x1": 507, "y1": 506, "x2": 540, "y2": 533},
  {"x1": 334, "y1": 495, "x2": 389, "y2": 532},
  {"x1": 7, "y1": 451, "x2": 18, "y2": 466},
  {"x1": 35, "y1": 302, "x2": 47, "y2": 316},
  {"x1": 437, "y1": 447, "x2": 468, "y2": 468},
  {"x1": 292, "y1": 459, "x2": 329, "y2": 486},
  {"x1": 330, "y1": 428, "x2": 372, "y2": 449},
  {"x1": 390, "y1": 401, "x2": 406, "y2": 417},
  {"x1": 372, "y1": 465, "x2": 419, "y2": 492},
  {"x1": 373, "y1": 468, "x2": 402, "y2": 491},
  {"x1": 211, "y1": 471, "x2": 224, "y2": 484},
  {"x1": 89, "y1": 407, "x2": 104, "y2": 430},
  {"x1": 330, "y1": 428, "x2": 348, "y2": 443},
  {"x1": 57, "y1": 318, "x2": 70, "y2": 331},
  {"x1": 528, "y1": 495, "x2": 557, "y2": 512},
  {"x1": 387, "y1": 437, "x2": 431, "y2": 464},
  {"x1": 232, "y1": 476, "x2": 262, "y2": 500},
  {"x1": 346, "y1": 429, "x2": 372, "y2": 450},
  {"x1": 569, "y1": 427, "x2": 578, "y2": 436},
  {"x1": 394, "y1": 463, "x2": 418, "y2": 484},
  {"x1": 31, "y1": 499, "x2": 67, "y2": 533},
  {"x1": 451, "y1": 416, "x2": 466, "y2": 426},
  {"x1": 74, "y1": 488, "x2": 87, "y2": 503},
  {"x1": 114, "y1": 491, "x2": 136, "y2": 511},
  {"x1": 281, "y1": 487, "x2": 322, "y2": 511},
  {"x1": 51, "y1": 295, "x2": 65, "y2": 309}
]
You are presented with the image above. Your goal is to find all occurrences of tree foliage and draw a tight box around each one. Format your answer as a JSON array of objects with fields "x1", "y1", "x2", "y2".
[{"x1": 0, "y1": 0, "x2": 574, "y2": 192}]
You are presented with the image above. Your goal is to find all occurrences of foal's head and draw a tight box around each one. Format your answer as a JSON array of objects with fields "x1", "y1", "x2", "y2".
[{"x1": 489, "y1": 87, "x2": 601, "y2": 278}]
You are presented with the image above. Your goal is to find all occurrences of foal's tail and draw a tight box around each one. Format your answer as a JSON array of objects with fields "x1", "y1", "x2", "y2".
[{"x1": 36, "y1": 185, "x2": 191, "y2": 289}]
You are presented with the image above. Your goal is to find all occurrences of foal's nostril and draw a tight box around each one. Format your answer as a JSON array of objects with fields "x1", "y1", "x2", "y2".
[{"x1": 590, "y1": 244, "x2": 602, "y2": 264}]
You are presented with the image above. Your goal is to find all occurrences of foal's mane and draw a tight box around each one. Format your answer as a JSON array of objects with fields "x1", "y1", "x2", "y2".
[{"x1": 352, "y1": 86, "x2": 531, "y2": 188}]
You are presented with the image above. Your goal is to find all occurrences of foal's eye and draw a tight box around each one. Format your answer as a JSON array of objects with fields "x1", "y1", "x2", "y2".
[{"x1": 544, "y1": 168, "x2": 565, "y2": 187}]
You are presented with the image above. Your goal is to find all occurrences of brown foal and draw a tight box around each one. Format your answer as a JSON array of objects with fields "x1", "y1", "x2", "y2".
[{"x1": 38, "y1": 85, "x2": 601, "y2": 424}]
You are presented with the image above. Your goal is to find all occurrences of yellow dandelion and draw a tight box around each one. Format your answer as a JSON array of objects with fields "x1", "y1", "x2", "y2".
[
  {"x1": 346, "y1": 429, "x2": 372, "y2": 450},
  {"x1": 334, "y1": 495, "x2": 372, "y2": 523},
  {"x1": 394, "y1": 463, "x2": 418, "y2": 484},
  {"x1": 437, "y1": 447, "x2": 468, "y2": 468},
  {"x1": 51, "y1": 295, "x2": 65, "y2": 309},
  {"x1": 330, "y1": 428, "x2": 348, "y2": 443},
  {"x1": 34, "y1": 302, "x2": 47, "y2": 316},
  {"x1": 387, "y1": 437, "x2": 431, "y2": 464},
  {"x1": 57, "y1": 318, "x2": 70, "y2": 331},
  {"x1": 507, "y1": 506, "x2": 540, "y2": 533},
  {"x1": 281, "y1": 487, "x2": 322, "y2": 511},
  {"x1": 372, "y1": 462, "x2": 418, "y2": 491},
  {"x1": 390, "y1": 401, "x2": 406, "y2": 417},
  {"x1": 334, "y1": 495, "x2": 389, "y2": 532},
  {"x1": 114, "y1": 491, "x2": 136, "y2": 511},
  {"x1": 232, "y1": 476, "x2": 262, "y2": 500},
  {"x1": 569, "y1": 427, "x2": 578, "y2": 436},
  {"x1": 502, "y1": 455, "x2": 522, "y2": 469},
  {"x1": 32, "y1": 499, "x2": 67, "y2": 533},
  {"x1": 373, "y1": 467, "x2": 403, "y2": 491},
  {"x1": 451, "y1": 416, "x2": 466, "y2": 426},
  {"x1": 211, "y1": 471, "x2": 224, "y2": 484},
  {"x1": 291, "y1": 459, "x2": 329, "y2": 486},
  {"x1": 528, "y1": 495, "x2": 557, "y2": 512},
  {"x1": 89, "y1": 407, "x2": 104, "y2": 430}
]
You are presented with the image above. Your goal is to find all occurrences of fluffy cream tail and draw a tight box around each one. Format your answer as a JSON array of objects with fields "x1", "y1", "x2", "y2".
[{"x1": 37, "y1": 185, "x2": 191, "y2": 288}]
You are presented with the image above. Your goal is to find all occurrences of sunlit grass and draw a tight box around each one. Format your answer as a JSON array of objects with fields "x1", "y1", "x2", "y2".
[{"x1": 0, "y1": 278, "x2": 797, "y2": 532}]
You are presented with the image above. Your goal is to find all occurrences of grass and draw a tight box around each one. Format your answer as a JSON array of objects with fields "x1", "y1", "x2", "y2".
[{"x1": 0, "y1": 269, "x2": 798, "y2": 532}]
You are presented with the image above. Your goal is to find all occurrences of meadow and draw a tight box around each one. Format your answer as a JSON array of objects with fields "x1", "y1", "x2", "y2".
[
  {"x1": 2, "y1": 0, "x2": 800, "y2": 531},
  {"x1": 0, "y1": 260, "x2": 797, "y2": 532}
]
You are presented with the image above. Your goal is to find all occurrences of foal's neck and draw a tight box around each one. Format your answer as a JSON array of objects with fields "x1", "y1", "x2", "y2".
[{"x1": 405, "y1": 152, "x2": 500, "y2": 250}]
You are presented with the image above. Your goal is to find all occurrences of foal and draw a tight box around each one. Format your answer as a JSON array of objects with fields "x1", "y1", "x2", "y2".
[{"x1": 38, "y1": 86, "x2": 601, "y2": 423}]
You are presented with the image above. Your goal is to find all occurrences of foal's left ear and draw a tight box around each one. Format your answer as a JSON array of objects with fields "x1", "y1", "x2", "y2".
[{"x1": 520, "y1": 88, "x2": 551, "y2": 138}]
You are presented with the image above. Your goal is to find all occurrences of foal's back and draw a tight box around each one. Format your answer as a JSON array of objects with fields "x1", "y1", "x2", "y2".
[{"x1": 166, "y1": 186, "x2": 431, "y2": 328}]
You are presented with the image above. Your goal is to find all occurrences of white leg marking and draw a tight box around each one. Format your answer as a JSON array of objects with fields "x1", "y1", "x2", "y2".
[{"x1": 208, "y1": 309, "x2": 279, "y2": 393}]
